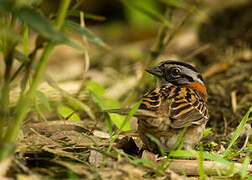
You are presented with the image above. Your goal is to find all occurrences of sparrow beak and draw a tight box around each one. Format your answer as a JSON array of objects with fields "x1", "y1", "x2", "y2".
[{"x1": 145, "y1": 65, "x2": 162, "y2": 77}]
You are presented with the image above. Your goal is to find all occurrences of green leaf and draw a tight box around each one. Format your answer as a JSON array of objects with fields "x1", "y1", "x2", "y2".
[
  {"x1": 36, "y1": 90, "x2": 51, "y2": 111},
  {"x1": 58, "y1": 105, "x2": 81, "y2": 121},
  {"x1": 17, "y1": 7, "x2": 83, "y2": 50},
  {"x1": 85, "y1": 81, "x2": 105, "y2": 97},
  {"x1": 123, "y1": 0, "x2": 160, "y2": 27},
  {"x1": 108, "y1": 113, "x2": 130, "y2": 131},
  {"x1": 223, "y1": 106, "x2": 252, "y2": 157},
  {"x1": 203, "y1": 128, "x2": 213, "y2": 138},
  {"x1": 131, "y1": 158, "x2": 156, "y2": 168},
  {"x1": 103, "y1": 98, "x2": 120, "y2": 109},
  {"x1": 121, "y1": 0, "x2": 171, "y2": 27},
  {"x1": 64, "y1": 21, "x2": 109, "y2": 48}
]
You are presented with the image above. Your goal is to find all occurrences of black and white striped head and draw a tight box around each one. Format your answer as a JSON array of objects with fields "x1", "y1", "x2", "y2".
[{"x1": 146, "y1": 60, "x2": 204, "y2": 86}]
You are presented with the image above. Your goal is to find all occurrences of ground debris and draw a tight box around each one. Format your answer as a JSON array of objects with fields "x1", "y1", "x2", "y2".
[{"x1": 98, "y1": 164, "x2": 145, "y2": 180}]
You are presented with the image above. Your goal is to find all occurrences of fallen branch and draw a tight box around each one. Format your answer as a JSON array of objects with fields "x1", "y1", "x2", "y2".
[{"x1": 162, "y1": 159, "x2": 252, "y2": 176}]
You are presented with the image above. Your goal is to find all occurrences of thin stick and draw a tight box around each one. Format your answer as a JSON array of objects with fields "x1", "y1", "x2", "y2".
[
  {"x1": 80, "y1": 12, "x2": 90, "y2": 73},
  {"x1": 161, "y1": 159, "x2": 252, "y2": 176},
  {"x1": 231, "y1": 91, "x2": 237, "y2": 113}
]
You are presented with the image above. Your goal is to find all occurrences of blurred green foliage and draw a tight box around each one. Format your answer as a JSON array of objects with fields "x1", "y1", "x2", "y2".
[
  {"x1": 123, "y1": 0, "x2": 162, "y2": 27},
  {"x1": 85, "y1": 80, "x2": 131, "y2": 131},
  {"x1": 0, "y1": 0, "x2": 108, "y2": 161}
]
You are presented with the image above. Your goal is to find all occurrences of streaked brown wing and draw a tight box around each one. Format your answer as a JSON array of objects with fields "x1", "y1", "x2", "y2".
[
  {"x1": 138, "y1": 87, "x2": 174, "y2": 127},
  {"x1": 139, "y1": 88, "x2": 161, "y2": 111},
  {"x1": 169, "y1": 91, "x2": 208, "y2": 129}
]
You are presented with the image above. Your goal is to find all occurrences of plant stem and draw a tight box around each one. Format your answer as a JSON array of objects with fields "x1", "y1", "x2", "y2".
[
  {"x1": 55, "y1": 0, "x2": 71, "y2": 30},
  {"x1": 0, "y1": 0, "x2": 72, "y2": 161},
  {"x1": 0, "y1": 17, "x2": 17, "y2": 140},
  {"x1": 149, "y1": 8, "x2": 173, "y2": 61},
  {"x1": 122, "y1": 8, "x2": 173, "y2": 106}
]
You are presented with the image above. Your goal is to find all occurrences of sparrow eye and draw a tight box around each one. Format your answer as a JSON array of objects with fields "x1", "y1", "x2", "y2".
[{"x1": 170, "y1": 67, "x2": 181, "y2": 77}]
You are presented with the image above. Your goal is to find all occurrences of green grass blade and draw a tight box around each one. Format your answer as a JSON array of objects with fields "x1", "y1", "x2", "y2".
[
  {"x1": 105, "y1": 113, "x2": 113, "y2": 139},
  {"x1": 109, "y1": 113, "x2": 130, "y2": 131},
  {"x1": 198, "y1": 144, "x2": 205, "y2": 179},
  {"x1": 203, "y1": 151, "x2": 231, "y2": 166},
  {"x1": 36, "y1": 90, "x2": 51, "y2": 111},
  {"x1": 119, "y1": 100, "x2": 142, "y2": 130},
  {"x1": 223, "y1": 106, "x2": 252, "y2": 157},
  {"x1": 23, "y1": 23, "x2": 28, "y2": 56},
  {"x1": 169, "y1": 150, "x2": 232, "y2": 166},
  {"x1": 146, "y1": 133, "x2": 165, "y2": 156},
  {"x1": 240, "y1": 156, "x2": 250, "y2": 179},
  {"x1": 227, "y1": 162, "x2": 235, "y2": 176},
  {"x1": 89, "y1": 90, "x2": 106, "y2": 110},
  {"x1": 131, "y1": 158, "x2": 156, "y2": 168},
  {"x1": 171, "y1": 126, "x2": 188, "y2": 151}
]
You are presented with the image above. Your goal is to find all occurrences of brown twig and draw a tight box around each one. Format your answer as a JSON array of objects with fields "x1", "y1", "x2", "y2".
[
  {"x1": 0, "y1": 157, "x2": 12, "y2": 178},
  {"x1": 163, "y1": 6, "x2": 197, "y2": 50},
  {"x1": 183, "y1": 44, "x2": 210, "y2": 60},
  {"x1": 202, "y1": 61, "x2": 232, "y2": 79},
  {"x1": 161, "y1": 159, "x2": 252, "y2": 176},
  {"x1": 231, "y1": 91, "x2": 237, "y2": 113},
  {"x1": 149, "y1": 8, "x2": 173, "y2": 61}
]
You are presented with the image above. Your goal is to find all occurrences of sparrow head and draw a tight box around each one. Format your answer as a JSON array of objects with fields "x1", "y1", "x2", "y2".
[{"x1": 146, "y1": 60, "x2": 207, "y2": 100}]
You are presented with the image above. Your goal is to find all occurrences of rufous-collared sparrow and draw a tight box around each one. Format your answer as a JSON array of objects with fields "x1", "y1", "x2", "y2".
[{"x1": 109, "y1": 60, "x2": 208, "y2": 154}]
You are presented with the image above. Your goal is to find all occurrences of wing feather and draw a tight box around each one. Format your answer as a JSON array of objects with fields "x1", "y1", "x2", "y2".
[{"x1": 169, "y1": 88, "x2": 208, "y2": 128}]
